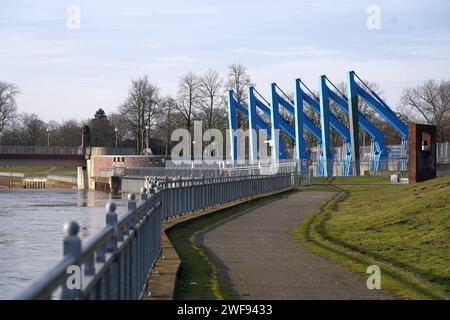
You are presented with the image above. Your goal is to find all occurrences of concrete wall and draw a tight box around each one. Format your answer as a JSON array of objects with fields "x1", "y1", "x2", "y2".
[
  {"x1": 90, "y1": 147, "x2": 136, "y2": 156},
  {"x1": 90, "y1": 155, "x2": 166, "y2": 177}
]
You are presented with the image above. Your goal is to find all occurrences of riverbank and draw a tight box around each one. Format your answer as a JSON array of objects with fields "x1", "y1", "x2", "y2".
[
  {"x1": 294, "y1": 177, "x2": 450, "y2": 300},
  {"x1": 0, "y1": 167, "x2": 77, "y2": 189}
]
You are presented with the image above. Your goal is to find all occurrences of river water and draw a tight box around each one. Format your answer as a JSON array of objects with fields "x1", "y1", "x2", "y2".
[{"x1": 0, "y1": 189, "x2": 128, "y2": 299}]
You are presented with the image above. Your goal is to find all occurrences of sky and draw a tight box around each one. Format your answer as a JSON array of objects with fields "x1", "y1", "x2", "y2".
[{"x1": 1, "y1": 0, "x2": 449, "y2": 121}]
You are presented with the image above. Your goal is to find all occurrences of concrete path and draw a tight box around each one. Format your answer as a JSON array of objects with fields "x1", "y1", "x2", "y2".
[{"x1": 196, "y1": 191, "x2": 392, "y2": 300}]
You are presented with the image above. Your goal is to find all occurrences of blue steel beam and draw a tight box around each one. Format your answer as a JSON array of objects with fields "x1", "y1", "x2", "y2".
[
  {"x1": 320, "y1": 75, "x2": 387, "y2": 171},
  {"x1": 271, "y1": 83, "x2": 322, "y2": 161},
  {"x1": 318, "y1": 76, "x2": 333, "y2": 177},
  {"x1": 269, "y1": 85, "x2": 281, "y2": 160},
  {"x1": 227, "y1": 90, "x2": 238, "y2": 160},
  {"x1": 348, "y1": 71, "x2": 408, "y2": 139},
  {"x1": 295, "y1": 79, "x2": 353, "y2": 175},
  {"x1": 247, "y1": 87, "x2": 258, "y2": 161},
  {"x1": 228, "y1": 90, "x2": 274, "y2": 161},
  {"x1": 347, "y1": 71, "x2": 361, "y2": 175},
  {"x1": 249, "y1": 88, "x2": 287, "y2": 159},
  {"x1": 293, "y1": 80, "x2": 307, "y2": 161},
  {"x1": 274, "y1": 87, "x2": 322, "y2": 139},
  {"x1": 229, "y1": 89, "x2": 288, "y2": 160},
  {"x1": 348, "y1": 71, "x2": 408, "y2": 171}
]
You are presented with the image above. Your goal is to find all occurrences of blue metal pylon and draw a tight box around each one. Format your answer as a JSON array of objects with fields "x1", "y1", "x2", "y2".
[
  {"x1": 347, "y1": 71, "x2": 408, "y2": 171},
  {"x1": 296, "y1": 79, "x2": 352, "y2": 176},
  {"x1": 318, "y1": 76, "x2": 333, "y2": 177},
  {"x1": 226, "y1": 71, "x2": 409, "y2": 177},
  {"x1": 319, "y1": 75, "x2": 387, "y2": 172},
  {"x1": 270, "y1": 82, "x2": 324, "y2": 171}
]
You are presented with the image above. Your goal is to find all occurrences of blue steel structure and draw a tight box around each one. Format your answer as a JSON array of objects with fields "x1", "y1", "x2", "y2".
[
  {"x1": 347, "y1": 71, "x2": 408, "y2": 171},
  {"x1": 318, "y1": 75, "x2": 386, "y2": 175},
  {"x1": 270, "y1": 82, "x2": 325, "y2": 173},
  {"x1": 227, "y1": 71, "x2": 408, "y2": 176},
  {"x1": 296, "y1": 79, "x2": 352, "y2": 176},
  {"x1": 228, "y1": 87, "x2": 321, "y2": 162}
]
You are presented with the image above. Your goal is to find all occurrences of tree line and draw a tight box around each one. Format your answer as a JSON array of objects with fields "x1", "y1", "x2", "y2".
[
  {"x1": 1, "y1": 65, "x2": 449, "y2": 156},
  {"x1": 0, "y1": 63, "x2": 253, "y2": 154}
]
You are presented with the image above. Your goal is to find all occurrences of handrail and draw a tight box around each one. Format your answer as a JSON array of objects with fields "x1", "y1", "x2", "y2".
[
  {"x1": 15, "y1": 255, "x2": 76, "y2": 300},
  {"x1": 0, "y1": 146, "x2": 88, "y2": 156},
  {"x1": 15, "y1": 171, "x2": 310, "y2": 300}
]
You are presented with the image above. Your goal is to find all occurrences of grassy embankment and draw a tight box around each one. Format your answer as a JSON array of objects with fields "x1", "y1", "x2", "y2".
[
  {"x1": 0, "y1": 166, "x2": 76, "y2": 174},
  {"x1": 294, "y1": 176, "x2": 450, "y2": 299},
  {"x1": 167, "y1": 190, "x2": 296, "y2": 300}
]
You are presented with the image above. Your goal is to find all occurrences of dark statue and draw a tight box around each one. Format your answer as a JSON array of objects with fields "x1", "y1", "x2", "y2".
[{"x1": 81, "y1": 125, "x2": 91, "y2": 148}]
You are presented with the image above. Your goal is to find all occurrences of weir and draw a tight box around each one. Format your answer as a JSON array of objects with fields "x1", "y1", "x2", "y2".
[{"x1": 227, "y1": 71, "x2": 409, "y2": 177}]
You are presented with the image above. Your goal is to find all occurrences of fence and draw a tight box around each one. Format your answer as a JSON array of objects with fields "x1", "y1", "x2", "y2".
[
  {"x1": 16, "y1": 171, "x2": 306, "y2": 300},
  {"x1": 311, "y1": 159, "x2": 409, "y2": 177},
  {"x1": 0, "y1": 146, "x2": 87, "y2": 155},
  {"x1": 0, "y1": 146, "x2": 136, "y2": 156},
  {"x1": 100, "y1": 161, "x2": 299, "y2": 179}
]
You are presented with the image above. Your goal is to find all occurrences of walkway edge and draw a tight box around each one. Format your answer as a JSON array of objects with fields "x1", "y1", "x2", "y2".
[{"x1": 142, "y1": 186, "x2": 295, "y2": 300}]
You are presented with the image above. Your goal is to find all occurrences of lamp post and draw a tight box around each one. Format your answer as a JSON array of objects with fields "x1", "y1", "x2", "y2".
[
  {"x1": 191, "y1": 140, "x2": 196, "y2": 164},
  {"x1": 145, "y1": 125, "x2": 150, "y2": 151},
  {"x1": 114, "y1": 127, "x2": 118, "y2": 148},
  {"x1": 46, "y1": 128, "x2": 50, "y2": 147}
]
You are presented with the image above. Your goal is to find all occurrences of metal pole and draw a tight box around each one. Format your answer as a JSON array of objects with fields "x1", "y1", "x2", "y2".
[
  {"x1": 115, "y1": 128, "x2": 118, "y2": 148},
  {"x1": 61, "y1": 221, "x2": 81, "y2": 300}
]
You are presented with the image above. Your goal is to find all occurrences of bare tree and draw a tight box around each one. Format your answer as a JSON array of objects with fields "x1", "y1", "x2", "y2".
[
  {"x1": 21, "y1": 113, "x2": 46, "y2": 146},
  {"x1": 198, "y1": 69, "x2": 225, "y2": 129},
  {"x1": 109, "y1": 112, "x2": 132, "y2": 148},
  {"x1": 176, "y1": 72, "x2": 200, "y2": 134},
  {"x1": 226, "y1": 63, "x2": 254, "y2": 128},
  {"x1": 401, "y1": 80, "x2": 450, "y2": 141},
  {"x1": 54, "y1": 120, "x2": 83, "y2": 147},
  {"x1": 226, "y1": 63, "x2": 253, "y2": 103},
  {"x1": 119, "y1": 76, "x2": 160, "y2": 154},
  {"x1": 0, "y1": 81, "x2": 19, "y2": 136},
  {"x1": 156, "y1": 96, "x2": 181, "y2": 155}
]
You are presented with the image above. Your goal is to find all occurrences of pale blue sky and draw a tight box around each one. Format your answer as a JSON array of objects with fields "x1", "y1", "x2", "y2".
[{"x1": 1, "y1": 0, "x2": 449, "y2": 121}]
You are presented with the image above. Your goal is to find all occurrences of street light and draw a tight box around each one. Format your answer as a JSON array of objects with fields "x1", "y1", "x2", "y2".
[
  {"x1": 114, "y1": 127, "x2": 118, "y2": 148},
  {"x1": 46, "y1": 128, "x2": 50, "y2": 147},
  {"x1": 145, "y1": 125, "x2": 150, "y2": 151}
]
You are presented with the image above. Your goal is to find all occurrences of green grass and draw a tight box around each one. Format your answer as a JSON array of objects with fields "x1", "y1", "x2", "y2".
[
  {"x1": 168, "y1": 190, "x2": 296, "y2": 300},
  {"x1": 0, "y1": 166, "x2": 77, "y2": 174},
  {"x1": 294, "y1": 178, "x2": 450, "y2": 299},
  {"x1": 312, "y1": 175, "x2": 389, "y2": 184}
]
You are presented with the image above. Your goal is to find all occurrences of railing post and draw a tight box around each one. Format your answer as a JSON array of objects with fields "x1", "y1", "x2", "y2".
[
  {"x1": 61, "y1": 221, "x2": 81, "y2": 300},
  {"x1": 106, "y1": 202, "x2": 118, "y2": 252},
  {"x1": 105, "y1": 202, "x2": 119, "y2": 299},
  {"x1": 141, "y1": 187, "x2": 148, "y2": 201},
  {"x1": 128, "y1": 193, "x2": 137, "y2": 211}
]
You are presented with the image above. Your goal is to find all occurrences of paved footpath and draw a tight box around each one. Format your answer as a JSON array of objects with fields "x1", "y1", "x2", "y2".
[{"x1": 196, "y1": 191, "x2": 392, "y2": 300}]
